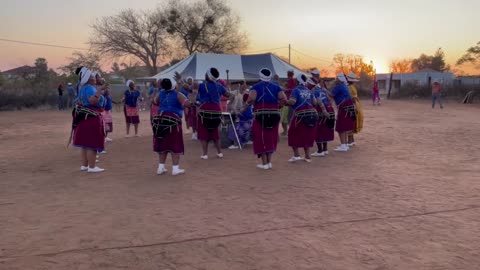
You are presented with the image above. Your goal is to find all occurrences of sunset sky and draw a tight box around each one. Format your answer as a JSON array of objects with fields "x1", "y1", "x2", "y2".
[{"x1": 1, "y1": 0, "x2": 479, "y2": 74}]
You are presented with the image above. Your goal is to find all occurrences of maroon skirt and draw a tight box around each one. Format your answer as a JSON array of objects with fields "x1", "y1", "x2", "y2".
[
  {"x1": 197, "y1": 103, "x2": 222, "y2": 142},
  {"x1": 73, "y1": 108, "x2": 105, "y2": 151},
  {"x1": 124, "y1": 105, "x2": 140, "y2": 124},
  {"x1": 252, "y1": 103, "x2": 280, "y2": 156},
  {"x1": 187, "y1": 106, "x2": 198, "y2": 130},
  {"x1": 288, "y1": 105, "x2": 316, "y2": 148},
  {"x1": 335, "y1": 99, "x2": 355, "y2": 133},
  {"x1": 316, "y1": 104, "x2": 335, "y2": 143},
  {"x1": 153, "y1": 112, "x2": 184, "y2": 154}
]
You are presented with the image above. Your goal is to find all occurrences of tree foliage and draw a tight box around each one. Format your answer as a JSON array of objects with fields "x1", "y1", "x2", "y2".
[
  {"x1": 457, "y1": 41, "x2": 480, "y2": 66},
  {"x1": 34, "y1": 58, "x2": 49, "y2": 82},
  {"x1": 332, "y1": 54, "x2": 374, "y2": 77},
  {"x1": 59, "y1": 51, "x2": 103, "y2": 76},
  {"x1": 411, "y1": 48, "x2": 449, "y2": 72},
  {"x1": 162, "y1": 0, "x2": 248, "y2": 55},
  {"x1": 390, "y1": 59, "x2": 413, "y2": 73}
]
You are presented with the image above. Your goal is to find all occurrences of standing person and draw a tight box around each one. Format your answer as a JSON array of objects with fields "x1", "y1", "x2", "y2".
[
  {"x1": 122, "y1": 80, "x2": 141, "y2": 137},
  {"x1": 101, "y1": 79, "x2": 114, "y2": 143},
  {"x1": 347, "y1": 72, "x2": 364, "y2": 146},
  {"x1": 67, "y1": 82, "x2": 75, "y2": 108},
  {"x1": 372, "y1": 81, "x2": 381, "y2": 105},
  {"x1": 328, "y1": 74, "x2": 356, "y2": 152},
  {"x1": 152, "y1": 78, "x2": 193, "y2": 176},
  {"x1": 286, "y1": 75, "x2": 318, "y2": 163},
  {"x1": 228, "y1": 84, "x2": 253, "y2": 149},
  {"x1": 312, "y1": 79, "x2": 336, "y2": 157},
  {"x1": 196, "y1": 68, "x2": 230, "y2": 159},
  {"x1": 245, "y1": 68, "x2": 286, "y2": 169},
  {"x1": 57, "y1": 83, "x2": 65, "y2": 110},
  {"x1": 150, "y1": 79, "x2": 161, "y2": 122},
  {"x1": 281, "y1": 69, "x2": 296, "y2": 135},
  {"x1": 180, "y1": 77, "x2": 198, "y2": 140},
  {"x1": 72, "y1": 69, "x2": 106, "y2": 173},
  {"x1": 219, "y1": 80, "x2": 229, "y2": 112},
  {"x1": 432, "y1": 81, "x2": 444, "y2": 109}
]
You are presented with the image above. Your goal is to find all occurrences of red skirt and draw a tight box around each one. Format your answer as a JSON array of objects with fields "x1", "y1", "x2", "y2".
[
  {"x1": 186, "y1": 106, "x2": 198, "y2": 130},
  {"x1": 102, "y1": 110, "x2": 113, "y2": 133},
  {"x1": 197, "y1": 103, "x2": 221, "y2": 142},
  {"x1": 124, "y1": 105, "x2": 140, "y2": 124},
  {"x1": 316, "y1": 104, "x2": 335, "y2": 143},
  {"x1": 153, "y1": 112, "x2": 184, "y2": 154},
  {"x1": 73, "y1": 108, "x2": 105, "y2": 151},
  {"x1": 335, "y1": 99, "x2": 355, "y2": 133},
  {"x1": 252, "y1": 103, "x2": 280, "y2": 156},
  {"x1": 288, "y1": 105, "x2": 316, "y2": 148}
]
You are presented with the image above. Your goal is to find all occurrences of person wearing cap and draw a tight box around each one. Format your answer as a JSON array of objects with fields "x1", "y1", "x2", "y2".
[
  {"x1": 311, "y1": 77, "x2": 336, "y2": 157},
  {"x1": 72, "y1": 69, "x2": 106, "y2": 173},
  {"x1": 326, "y1": 74, "x2": 356, "y2": 152},
  {"x1": 196, "y1": 67, "x2": 231, "y2": 159},
  {"x1": 286, "y1": 74, "x2": 318, "y2": 163},
  {"x1": 67, "y1": 82, "x2": 75, "y2": 108},
  {"x1": 281, "y1": 69, "x2": 296, "y2": 136},
  {"x1": 153, "y1": 78, "x2": 193, "y2": 176},
  {"x1": 244, "y1": 68, "x2": 287, "y2": 169},
  {"x1": 346, "y1": 72, "x2": 364, "y2": 146},
  {"x1": 122, "y1": 80, "x2": 141, "y2": 137}
]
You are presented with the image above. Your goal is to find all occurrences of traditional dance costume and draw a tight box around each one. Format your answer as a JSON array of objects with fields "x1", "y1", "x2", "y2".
[
  {"x1": 288, "y1": 85, "x2": 317, "y2": 148},
  {"x1": 281, "y1": 77, "x2": 296, "y2": 125},
  {"x1": 153, "y1": 90, "x2": 186, "y2": 154},
  {"x1": 228, "y1": 103, "x2": 253, "y2": 147},
  {"x1": 73, "y1": 84, "x2": 106, "y2": 152},
  {"x1": 251, "y1": 81, "x2": 283, "y2": 156},
  {"x1": 196, "y1": 81, "x2": 227, "y2": 142},
  {"x1": 124, "y1": 89, "x2": 141, "y2": 124},
  {"x1": 314, "y1": 86, "x2": 335, "y2": 143},
  {"x1": 150, "y1": 87, "x2": 160, "y2": 120},
  {"x1": 332, "y1": 83, "x2": 355, "y2": 133},
  {"x1": 102, "y1": 88, "x2": 113, "y2": 133},
  {"x1": 349, "y1": 84, "x2": 364, "y2": 134}
]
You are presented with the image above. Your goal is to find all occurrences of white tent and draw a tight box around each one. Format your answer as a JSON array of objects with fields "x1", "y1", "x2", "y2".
[{"x1": 150, "y1": 52, "x2": 306, "y2": 82}]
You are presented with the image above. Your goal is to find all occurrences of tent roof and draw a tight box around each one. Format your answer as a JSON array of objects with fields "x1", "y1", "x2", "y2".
[{"x1": 150, "y1": 53, "x2": 306, "y2": 82}]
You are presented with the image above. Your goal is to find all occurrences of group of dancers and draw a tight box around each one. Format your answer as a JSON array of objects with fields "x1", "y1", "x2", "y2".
[{"x1": 69, "y1": 65, "x2": 364, "y2": 175}]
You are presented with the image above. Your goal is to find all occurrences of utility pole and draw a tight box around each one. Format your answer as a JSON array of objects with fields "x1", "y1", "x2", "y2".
[{"x1": 288, "y1": 44, "x2": 291, "y2": 64}]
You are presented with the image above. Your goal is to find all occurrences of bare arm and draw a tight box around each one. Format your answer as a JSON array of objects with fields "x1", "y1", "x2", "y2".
[{"x1": 178, "y1": 93, "x2": 191, "y2": 108}]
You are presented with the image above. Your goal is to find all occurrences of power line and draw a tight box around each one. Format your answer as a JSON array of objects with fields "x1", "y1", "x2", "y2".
[
  {"x1": 244, "y1": 46, "x2": 288, "y2": 54},
  {"x1": 290, "y1": 48, "x2": 332, "y2": 63},
  {"x1": 0, "y1": 38, "x2": 89, "y2": 51}
]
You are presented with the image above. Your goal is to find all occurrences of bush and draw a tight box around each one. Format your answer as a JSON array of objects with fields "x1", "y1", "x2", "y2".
[
  {"x1": 390, "y1": 82, "x2": 479, "y2": 100},
  {"x1": 0, "y1": 78, "x2": 58, "y2": 110}
]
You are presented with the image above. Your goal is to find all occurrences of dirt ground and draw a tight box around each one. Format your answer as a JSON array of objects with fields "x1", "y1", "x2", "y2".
[{"x1": 0, "y1": 100, "x2": 479, "y2": 270}]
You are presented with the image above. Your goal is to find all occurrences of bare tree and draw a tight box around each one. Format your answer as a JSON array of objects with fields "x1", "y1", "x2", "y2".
[
  {"x1": 90, "y1": 9, "x2": 168, "y2": 76},
  {"x1": 333, "y1": 54, "x2": 373, "y2": 76},
  {"x1": 162, "y1": 0, "x2": 248, "y2": 55}
]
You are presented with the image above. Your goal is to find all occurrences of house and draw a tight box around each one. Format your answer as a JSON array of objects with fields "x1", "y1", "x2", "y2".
[
  {"x1": 375, "y1": 68, "x2": 455, "y2": 93},
  {"x1": 1, "y1": 65, "x2": 36, "y2": 79},
  {"x1": 455, "y1": 76, "x2": 480, "y2": 87}
]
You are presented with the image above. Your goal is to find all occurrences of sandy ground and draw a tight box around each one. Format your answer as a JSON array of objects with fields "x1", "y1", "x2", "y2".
[{"x1": 0, "y1": 100, "x2": 480, "y2": 270}]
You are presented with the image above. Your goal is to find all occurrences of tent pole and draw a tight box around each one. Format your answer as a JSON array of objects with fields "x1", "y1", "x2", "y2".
[{"x1": 288, "y1": 44, "x2": 291, "y2": 64}]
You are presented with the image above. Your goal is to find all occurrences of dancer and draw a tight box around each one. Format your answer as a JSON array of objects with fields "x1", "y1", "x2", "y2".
[
  {"x1": 286, "y1": 75, "x2": 318, "y2": 163},
  {"x1": 180, "y1": 77, "x2": 198, "y2": 140},
  {"x1": 99, "y1": 76, "x2": 113, "y2": 143},
  {"x1": 372, "y1": 81, "x2": 381, "y2": 105},
  {"x1": 281, "y1": 70, "x2": 296, "y2": 136},
  {"x1": 312, "y1": 79, "x2": 335, "y2": 157},
  {"x1": 122, "y1": 80, "x2": 141, "y2": 137},
  {"x1": 328, "y1": 74, "x2": 356, "y2": 152},
  {"x1": 245, "y1": 68, "x2": 286, "y2": 169},
  {"x1": 152, "y1": 78, "x2": 192, "y2": 176},
  {"x1": 347, "y1": 72, "x2": 364, "y2": 146},
  {"x1": 71, "y1": 69, "x2": 106, "y2": 173},
  {"x1": 196, "y1": 67, "x2": 230, "y2": 159},
  {"x1": 150, "y1": 79, "x2": 161, "y2": 122}
]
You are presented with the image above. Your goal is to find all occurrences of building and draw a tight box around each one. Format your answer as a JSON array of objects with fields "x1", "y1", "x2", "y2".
[
  {"x1": 375, "y1": 68, "x2": 455, "y2": 93},
  {"x1": 456, "y1": 76, "x2": 480, "y2": 87},
  {"x1": 1, "y1": 65, "x2": 36, "y2": 80}
]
